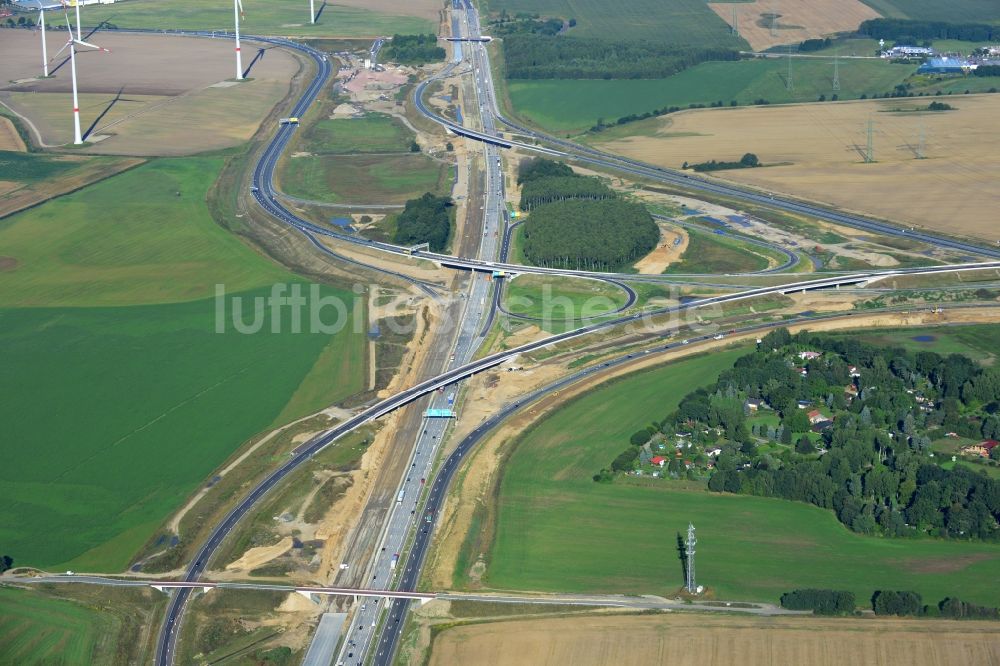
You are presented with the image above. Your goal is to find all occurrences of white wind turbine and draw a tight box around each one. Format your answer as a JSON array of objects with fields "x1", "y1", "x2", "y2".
[
  {"x1": 233, "y1": 0, "x2": 245, "y2": 80},
  {"x1": 53, "y1": 4, "x2": 109, "y2": 144},
  {"x1": 310, "y1": 0, "x2": 315, "y2": 24}
]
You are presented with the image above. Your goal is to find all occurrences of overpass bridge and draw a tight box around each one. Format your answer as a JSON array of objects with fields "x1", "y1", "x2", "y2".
[{"x1": 8, "y1": 575, "x2": 435, "y2": 603}]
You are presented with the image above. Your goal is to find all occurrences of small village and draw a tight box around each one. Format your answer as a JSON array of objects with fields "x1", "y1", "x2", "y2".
[{"x1": 616, "y1": 334, "x2": 1000, "y2": 485}]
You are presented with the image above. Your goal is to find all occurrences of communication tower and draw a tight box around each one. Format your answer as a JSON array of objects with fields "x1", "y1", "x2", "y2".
[{"x1": 685, "y1": 523, "x2": 697, "y2": 593}]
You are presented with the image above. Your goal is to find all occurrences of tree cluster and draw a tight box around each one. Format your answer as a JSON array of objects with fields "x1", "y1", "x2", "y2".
[
  {"x1": 780, "y1": 589, "x2": 856, "y2": 615},
  {"x1": 0, "y1": 554, "x2": 11, "y2": 574},
  {"x1": 522, "y1": 199, "x2": 658, "y2": 271},
  {"x1": 927, "y1": 101, "x2": 954, "y2": 111},
  {"x1": 393, "y1": 192, "x2": 453, "y2": 251},
  {"x1": 798, "y1": 38, "x2": 832, "y2": 52},
  {"x1": 517, "y1": 158, "x2": 574, "y2": 185},
  {"x1": 860, "y1": 18, "x2": 999, "y2": 43},
  {"x1": 383, "y1": 34, "x2": 446, "y2": 65},
  {"x1": 687, "y1": 153, "x2": 760, "y2": 172},
  {"x1": 939, "y1": 597, "x2": 1000, "y2": 620},
  {"x1": 501, "y1": 34, "x2": 740, "y2": 79},
  {"x1": 3, "y1": 16, "x2": 35, "y2": 28},
  {"x1": 872, "y1": 590, "x2": 923, "y2": 616},
  {"x1": 519, "y1": 175, "x2": 615, "y2": 211},
  {"x1": 974, "y1": 65, "x2": 1000, "y2": 78},
  {"x1": 491, "y1": 13, "x2": 565, "y2": 37}
]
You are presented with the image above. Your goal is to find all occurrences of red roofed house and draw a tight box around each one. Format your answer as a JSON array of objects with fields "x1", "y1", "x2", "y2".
[
  {"x1": 807, "y1": 409, "x2": 825, "y2": 424},
  {"x1": 651, "y1": 456, "x2": 667, "y2": 467},
  {"x1": 962, "y1": 440, "x2": 999, "y2": 458}
]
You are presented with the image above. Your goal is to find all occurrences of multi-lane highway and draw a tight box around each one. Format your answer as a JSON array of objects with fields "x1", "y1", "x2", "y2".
[{"x1": 328, "y1": 14, "x2": 509, "y2": 662}]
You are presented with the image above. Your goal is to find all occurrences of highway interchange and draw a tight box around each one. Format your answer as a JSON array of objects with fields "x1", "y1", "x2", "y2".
[{"x1": 35, "y1": 11, "x2": 1000, "y2": 666}]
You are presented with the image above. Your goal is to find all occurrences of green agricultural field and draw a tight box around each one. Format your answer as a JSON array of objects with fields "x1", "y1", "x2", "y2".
[
  {"x1": 860, "y1": 0, "x2": 1000, "y2": 23},
  {"x1": 301, "y1": 114, "x2": 413, "y2": 154},
  {"x1": 826, "y1": 324, "x2": 1000, "y2": 363},
  {"x1": 663, "y1": 229, "x2": 770, "y2": 274},
  {"x1": 909, "y1": 78, "x2": 1000, "y2": 97},
  {"x1": 0, "y1": 156, "x2": 367, "y2": 570},
  {"x1": 0, "y1": 586, "x2": 119, "y2": 665},
  {"x1": 281, "y1": 153, "x2": 451, "y2": 205},
  {"x1": 81, "y1": 0, "x2": 435, "y2": 37},
  {"x1": 483, "y1": 0, "x2": 744, "y2": 47},
  {"x1": 480, "y1": 349, "x2": 1000, "y2": 607},
  {"x1": 504, "y1": 275, "x2": 630, "y2": 322},
  {"x1": 0, "y1": 151, "x2": 77, "y2": 182},
  {"x1": 508, "y1": 59, "x2": 915, "y2": 133},
  {"x1": 0, "y1": 287, "x2": 363, "y2": 571},
  {"x1": 0, "y1": 157, "x2": 289, "y2": 307}
]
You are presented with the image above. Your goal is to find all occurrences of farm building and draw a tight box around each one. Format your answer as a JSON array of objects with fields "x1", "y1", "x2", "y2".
[
  {"x1": 961, "y1": 440, "x2": 998, "y2": 458},
  {"x1": 918, "y1": 57, "x2": 971, "y2": 74},
  {"x1": 883, "y1": 46, "x2": 935, "y2": 58},
  {"x1": 807, "y1": 410, "x2": 827, "y2": 425}
]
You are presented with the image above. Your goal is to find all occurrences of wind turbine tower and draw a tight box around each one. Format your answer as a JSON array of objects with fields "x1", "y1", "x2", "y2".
[
  {"x1": 36, "y1": 0, "x2": 48, "y2": 77},
  {"x1": 54, "y1": 8, "x2": 108, "y2": 144},
  {"x1": 833, "y1": 55, "x2": 840, "y2": 91},
  {"x1": 310, "y1": 0, "x2": 315, "y2": 24},
  {"x1": 72, "y1": 0, "x2": 82, "y2": 41},
  {"x1": 731, "y1": 5, "x2": 739, "y2": 37},
  {"x1": 233, "y1": 0, "x2": 245, "y2": 80}
]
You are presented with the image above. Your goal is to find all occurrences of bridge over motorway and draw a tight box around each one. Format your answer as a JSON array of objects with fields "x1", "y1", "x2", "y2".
[{"x1": 6, "y1": 574, "x2": 435, "y2": 602}]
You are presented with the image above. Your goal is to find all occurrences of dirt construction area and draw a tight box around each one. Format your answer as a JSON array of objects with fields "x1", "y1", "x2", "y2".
[
  {"x1": 428, "y1": 613, "x2": 1000, "y2": 666},
  {"x1": 0, "y1": 31, "x2": 298, "y2": 155},
  {"x1": 708, "y1": 0, "x2": 880, "y2": 52},
  {"x1": 597, "y1": 95, "x2": 1000, "y2": 242}
]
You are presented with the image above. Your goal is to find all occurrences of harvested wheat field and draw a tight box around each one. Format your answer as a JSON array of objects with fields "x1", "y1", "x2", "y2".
[
  {"x1": 0, "y1": 32, "x2": 297, "y2": 155},
  {"x1": 597, "y1": 95, "x2": 1000, "y2": 241},
  {"x1": 708, "y1": 0, "x2": 880, "y2": 51},
  {"x1": 0, "y1": 117, "x2": 26, "y2": 152},
  {"x1": 429, "y1": 613, "x2": 1000, "y2": 666}
]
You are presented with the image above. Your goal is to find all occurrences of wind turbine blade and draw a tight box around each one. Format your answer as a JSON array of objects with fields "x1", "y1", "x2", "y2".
[
  {"x1": 52, "y1": 39, "x2": 72, "y2": 60},
  {"x1": 237, "y1": 0, "x2": 244, "y2": 17},
  {"x1": 74, "y1": 39, "x2": 108, "y2": 52}
]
